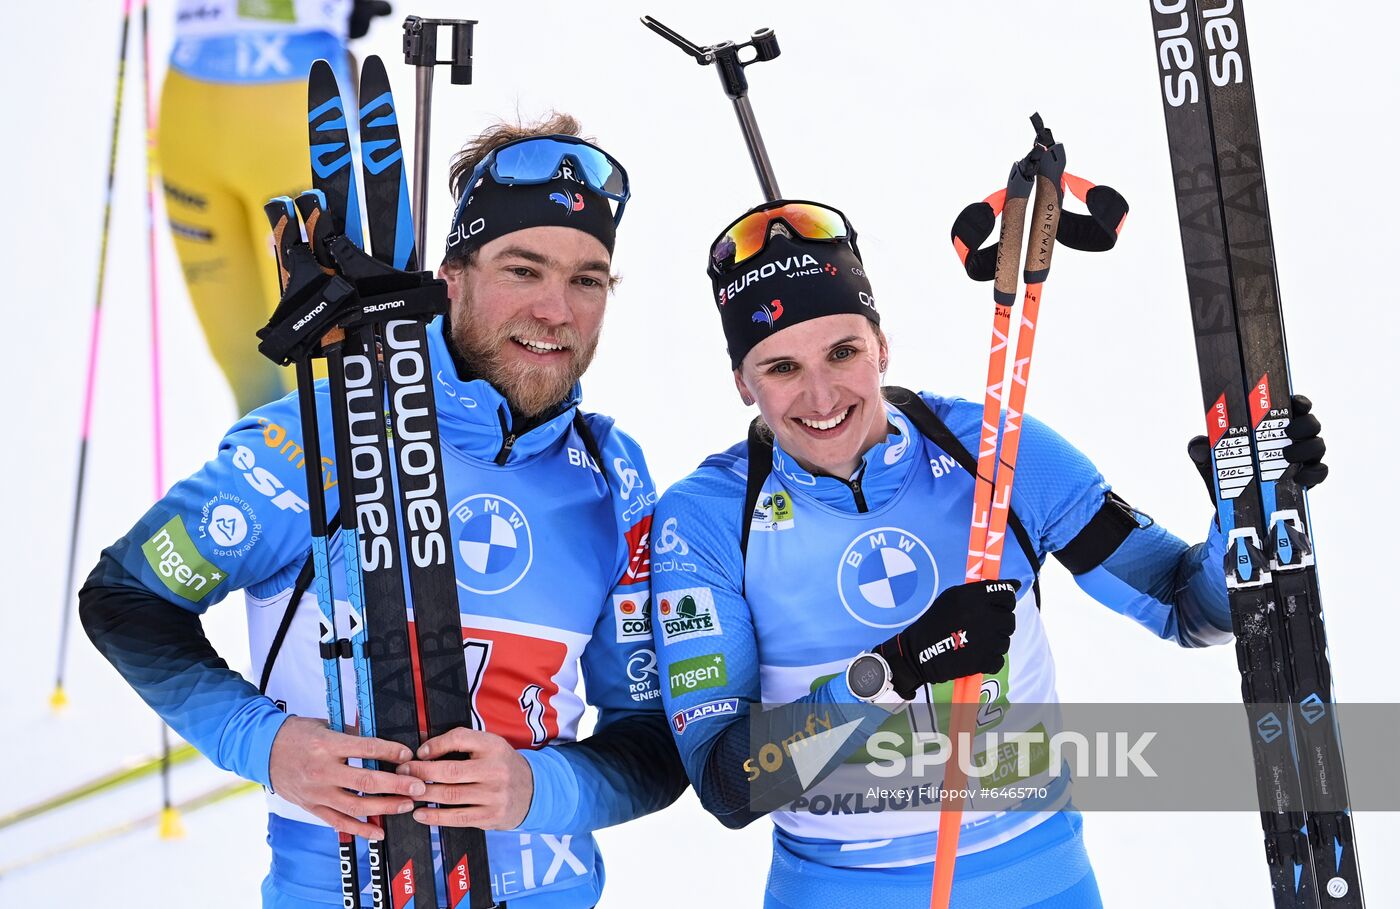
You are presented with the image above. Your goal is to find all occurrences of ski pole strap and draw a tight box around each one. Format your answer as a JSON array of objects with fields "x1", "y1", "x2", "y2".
[
  {"x1": 257, "y1": 195, "x2": 357, "y2": 365},
  {"x1": 950, "y1": 174, "x2": 1129, "y2": 282},
  {"x1": 325, "y1": 233, "x2": 451, "y2": 326}
]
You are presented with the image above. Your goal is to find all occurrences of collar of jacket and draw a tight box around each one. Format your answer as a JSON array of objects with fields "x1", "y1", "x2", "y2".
[
  {"x1": 427, "y1": 316, "x2": 582, "y2": 466},
  {"x1": 770, "y1": 401, "x2": 917, "y2": 512}
]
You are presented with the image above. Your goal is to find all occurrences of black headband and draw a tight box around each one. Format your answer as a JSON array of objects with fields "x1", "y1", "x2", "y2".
[
  {"x1": 444, "y1": 175, "x2": 617, "y2": 262},
  {"x1": 711, "y1": 233, "x2": 878, "y2": 369}
]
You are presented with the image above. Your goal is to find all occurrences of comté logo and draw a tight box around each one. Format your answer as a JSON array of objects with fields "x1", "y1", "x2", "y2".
[
  {"x1": 613, "y1": 592, "x2": 652, "y2": 643},
  {"x1": 658, "y1": 588, "x2": 722, "y2": 645}
]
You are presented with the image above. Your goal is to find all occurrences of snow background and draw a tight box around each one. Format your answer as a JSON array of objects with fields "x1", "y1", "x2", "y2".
[{"x1": 2, "y1": 0, "x2": 1396, "y2": 905}]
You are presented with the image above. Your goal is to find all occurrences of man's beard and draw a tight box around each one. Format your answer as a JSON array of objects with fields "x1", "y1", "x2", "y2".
[{"x1": 450, "y1": 308, "x2": 600, "y2": 418}]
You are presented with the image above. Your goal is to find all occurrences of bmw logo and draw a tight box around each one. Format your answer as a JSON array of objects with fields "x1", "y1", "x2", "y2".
[
  {"x1": 836, "y1": 526, "x2": 939, "y2": 628},
  {"x1": 450, "y1": 493, "x2": 533, "y2": 595}
]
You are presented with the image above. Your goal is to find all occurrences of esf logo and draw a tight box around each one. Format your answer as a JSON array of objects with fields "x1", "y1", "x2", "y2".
[
  {"x1": 837, "y1": 527, "x2": 939, "y2": 629},
  {"x1": 232, "y1": 445, "x2": 309, "y2": 513},
  {"x1": 450, "y1": 493, "x2": 533, "y2": 595}
]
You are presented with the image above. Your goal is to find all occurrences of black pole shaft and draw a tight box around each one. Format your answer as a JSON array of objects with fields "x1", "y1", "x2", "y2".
[
  {"x1": 732, "y1": 96, "x2": 780, "y2": 201},
  {"x1": 412, "y1": 65, "x2": 434, "y2": 263}
]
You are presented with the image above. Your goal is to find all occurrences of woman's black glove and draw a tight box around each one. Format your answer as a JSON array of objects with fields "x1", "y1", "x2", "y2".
[
  {"x1": 873, "y1": 579, "x2": 1020, "y2": 699},
  {"x1": 1187, "y1": 393, "x2": 1328, "y2": 499}
]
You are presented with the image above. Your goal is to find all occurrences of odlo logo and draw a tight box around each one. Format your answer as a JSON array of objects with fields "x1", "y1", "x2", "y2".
[
  {"x1": 141, "y1": 516, "x2": 227, "y2": 603},
  {"x1": 446, "y1": 216, "x2": 485, "y2": 251}
]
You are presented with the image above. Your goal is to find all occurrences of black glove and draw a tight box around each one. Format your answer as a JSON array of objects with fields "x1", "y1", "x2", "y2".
[
  {"x1": 1187, "y1": 393, "x2": 1328, "y2": 498},
  {"x1": 874, "y1": 579, "x2": 1020, "y2": 699},
  {"x1": 349, "y1": 0, "x2": 392, "y2": 40},
  {"x1": 1282, "y1": 395, "x2": 1327, "y2": 488}
]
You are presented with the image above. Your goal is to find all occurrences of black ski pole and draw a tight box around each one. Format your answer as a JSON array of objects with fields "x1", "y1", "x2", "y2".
[
  {"x1": 402, "y1": 15, "x2": 477, "y2": 260},
  {"x1": 641, "y1": 16, "x2": 783, "y2": 201}
]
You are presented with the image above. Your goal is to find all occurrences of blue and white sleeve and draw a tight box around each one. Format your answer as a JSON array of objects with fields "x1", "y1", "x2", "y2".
[
  {"x1": 515, "y1": 427, "x2": 688, "y2": 835},
  {"x1": 649, "y1": 470, "x2": 890, "y2": 830},
  {"x1": 79, "y1": 391, "x2": 336, "y2": 787},
  {"x1": 999, "y1": 407, "x2": 1232, "y2": 647}
]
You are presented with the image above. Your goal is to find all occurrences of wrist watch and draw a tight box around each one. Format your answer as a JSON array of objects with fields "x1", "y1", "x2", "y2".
[{"x1": 846, "y1": 652, "x2": 894, "y2": 703}]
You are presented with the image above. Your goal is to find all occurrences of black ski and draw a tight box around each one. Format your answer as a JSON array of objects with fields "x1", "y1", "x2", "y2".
[
  {"x1": 307, "y1": 56, "x2": 496, "y2": 909},
  {"x1": 354, "y1": 55, "x2": 495, "y2": 909},
  {"x1": 307, "y1": 58, "x2": 435, "y2": 909},
  {"x1": 1194, "y1": 1, "x2": 1363, "y2": 903},
  {"x1": 1150, "y1": 1, "x2": 1363, "y2": 906}
]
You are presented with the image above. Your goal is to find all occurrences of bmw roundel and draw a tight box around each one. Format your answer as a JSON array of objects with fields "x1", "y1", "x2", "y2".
[
  {"x1": 450, "y1": 493, "x2": 533, "y2": 594},
  {"x1": 836, "y1": 526, "x2": 939, "y2": 628}
]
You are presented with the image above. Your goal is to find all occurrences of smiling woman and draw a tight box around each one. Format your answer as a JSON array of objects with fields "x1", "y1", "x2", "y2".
[
  {"x1": 737, "y1": 315, "x2": 888, "y2": 481},
  {"x1": 642, "y1": 196, "x2": 1292, "y2": 908}
]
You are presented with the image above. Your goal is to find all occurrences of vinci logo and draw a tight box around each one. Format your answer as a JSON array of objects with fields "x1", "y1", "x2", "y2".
[
  {"x1": 549, "y1": 191, "x2": 585, "y2": 213},
  {"x1": 751, "y1": 299, "x2": 784, "y2": 327},
  {"x1": 141, "y1": 516, "x2": 227, "y2": 602}
]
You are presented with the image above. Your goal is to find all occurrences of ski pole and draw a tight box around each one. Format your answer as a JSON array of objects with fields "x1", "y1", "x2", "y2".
[
  {"x1": 262, "y1": 195, "x2": 365, "y2": 907},
  {"x1": 54, "y1": 0, "x2": 134, "y2": 713},
  {"x1": 137, "y1": 0, "x2": 182, "y2": 841},
  {"x1": 937, "y1": 116, "x2": 1063, "y2": 909},
  {"x1": 641, "y1": 16, "x2": 783, "y2": 201},
  {"x1": 938, "y1": 115, "x2": 1127, "y2": 907},
  {"x1": 0, "y1": 779, "x2": 259, "y2": 880},
  {"x1": 402, "y1": 16, "x2": 476, "y2": 261},
  {"x1": 0, "y1": 743, "x2": 200, "y2": 831}
]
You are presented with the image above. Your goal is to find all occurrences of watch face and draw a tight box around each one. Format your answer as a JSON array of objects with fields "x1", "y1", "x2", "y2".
[{"x1": 849, "y1": 654, "x2": 886, "y2": 699}]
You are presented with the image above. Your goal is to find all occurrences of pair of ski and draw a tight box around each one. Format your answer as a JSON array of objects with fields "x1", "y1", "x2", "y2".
[
  {"x1": 259, "y1": 55, "x2": 494, "y2": 909},
  {"x1": 1150, "y1": 1, "x2": 1363, "y2": 906}
]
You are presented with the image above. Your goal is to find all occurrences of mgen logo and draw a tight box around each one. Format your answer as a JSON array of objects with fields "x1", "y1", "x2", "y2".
[{"x1": 141, "y1": 516, "x2": 227, "y2": 603}]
